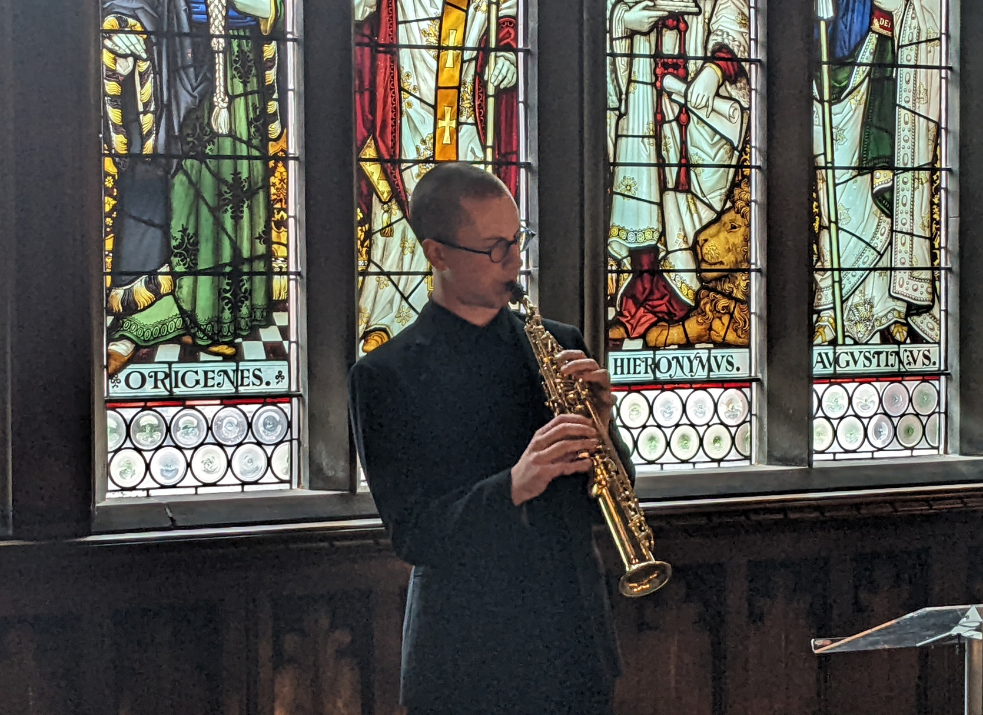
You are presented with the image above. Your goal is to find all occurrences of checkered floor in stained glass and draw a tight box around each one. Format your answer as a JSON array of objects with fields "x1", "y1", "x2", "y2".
[{"x1": 111, "y1": 311, "x2": 292, "y2": 364}]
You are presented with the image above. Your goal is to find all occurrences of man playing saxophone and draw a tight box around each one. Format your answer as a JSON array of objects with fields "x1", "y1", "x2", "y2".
[{"x1": 349, "y1": 162, "x2": 633, "y2": 714}]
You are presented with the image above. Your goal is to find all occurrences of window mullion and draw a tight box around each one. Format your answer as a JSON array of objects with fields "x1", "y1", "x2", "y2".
[
  {"x1": 537, "y1": 0, "x2": 589, "y2": 334},
  {"x1": 956, "y1": 0, "x2": 983, "y2": 456},
  {"x1": 0, "y1": 0, "x2": 13, "y2": 536},
  {"x1": 582, "y1": 0, "x2": 610, "y2": 358},
  {"x1": 8, "y1": 0, "x2": 101, "y2": 538},
  {"x1": 763, "y1": 0, "x2": 814, "y2": 466},
  {"x1": 305, "y1": 0, "x2": 357, "y2": 492}
]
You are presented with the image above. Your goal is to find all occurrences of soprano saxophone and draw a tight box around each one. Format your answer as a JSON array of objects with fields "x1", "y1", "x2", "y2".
[{"x1": 511, "y1": 284, "x2": 671, "y2": 598}]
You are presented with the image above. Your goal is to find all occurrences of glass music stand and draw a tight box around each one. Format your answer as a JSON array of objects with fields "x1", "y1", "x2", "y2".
[{"x1": 813, "y1": 606, "x2": 983, "y2": 715}]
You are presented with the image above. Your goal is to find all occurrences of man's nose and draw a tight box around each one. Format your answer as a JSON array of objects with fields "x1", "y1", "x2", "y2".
[{"x1": 502, "y1": 240, "x2": 523, "y2": 268}]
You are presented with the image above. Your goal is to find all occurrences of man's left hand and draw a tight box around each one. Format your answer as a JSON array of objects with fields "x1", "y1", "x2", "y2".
[
  {"x1": 488, "y1": 51, "x2": 518, "y2": 89},
  {"x1": 557, "y1": 350, "x2": 615, "y2": 431},
  {"x1": 686, "y1": 63, "x2": 723, "y2": 118}
]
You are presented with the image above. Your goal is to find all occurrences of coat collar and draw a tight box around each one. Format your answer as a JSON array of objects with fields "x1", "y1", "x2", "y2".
[
  {"x1": 411, "y1": 301, "x2": 518, "y2": 345},
  {"x1": 407, "y1": 301, "x2": 542, "y2": 382}
]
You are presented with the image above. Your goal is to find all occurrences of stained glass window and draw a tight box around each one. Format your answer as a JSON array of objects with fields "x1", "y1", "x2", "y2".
[
  {"x1": 605, "y1": 0, "x2": 760, "y2": 469},
  {"x1": 811, "y1": 0, "x2": 949, "y2": 459},
  {"x1": 354, "y1": 0, "x2": 533, "y2": 356},
  {"x1": 101, "y1": 0, "x2": 303, "y2": 495}
]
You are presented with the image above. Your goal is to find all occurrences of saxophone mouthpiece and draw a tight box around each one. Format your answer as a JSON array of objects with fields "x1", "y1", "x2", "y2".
[{"x1": 509, "y1": 281, "x2": 527, "y2": 304}]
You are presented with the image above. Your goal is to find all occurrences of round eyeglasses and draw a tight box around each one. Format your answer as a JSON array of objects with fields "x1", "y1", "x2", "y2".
[{"x1": 428, "y1": 226, "x2": 535, "y2": 264}]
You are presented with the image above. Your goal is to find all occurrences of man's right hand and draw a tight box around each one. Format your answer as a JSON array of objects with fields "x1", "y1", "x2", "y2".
[
  {"x1": 511, "y1": 414, "x2": 598, "y2": 506},
  {"x1": 104, "y1": 31, "x2": 148, "y2": 60},
  {"x1": 623, "y1": 1, "x2": 667, "y2": 35}
]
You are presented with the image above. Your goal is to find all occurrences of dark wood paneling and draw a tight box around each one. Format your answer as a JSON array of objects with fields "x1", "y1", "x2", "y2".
[
  {"x1": 0, "y1": 512, "x2": 969, "y2": 715},
  {"x1": 826, "y1": 551, "x2": 932, "y2": 715},
  {"x1": 613, "y1": 563, "x2": 725, "y2": 714},
  {"x1": 740, "y1": 559, "x2": 830, "y2": 715},
  {"x1": 0, "y1": 618, "x2": 85, "y2": 715},
  {"x1": 271, "y1": 593, "x2": 371, "y2": 714},
  {"x1": 112, "y1": 604, "x2": 224, "y2": 715}
]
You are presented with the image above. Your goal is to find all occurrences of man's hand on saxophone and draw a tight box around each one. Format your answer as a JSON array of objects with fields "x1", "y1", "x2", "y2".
[
  {"x1": 556, "y1": 350, "x2": 615, "y2": 432},
  {"x1": 510, "y1": 415, "x2": 597, "y2": 506}
]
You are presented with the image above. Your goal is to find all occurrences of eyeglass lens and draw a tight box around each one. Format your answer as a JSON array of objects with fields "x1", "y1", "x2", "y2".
[{"x1": 490, "y1": 230, "x2": 529, "y2": 263}]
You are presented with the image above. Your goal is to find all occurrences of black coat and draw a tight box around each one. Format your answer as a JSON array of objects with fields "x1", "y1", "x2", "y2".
[{"x1": 348, "y1": 303, "x2": 632, "y2": 713}]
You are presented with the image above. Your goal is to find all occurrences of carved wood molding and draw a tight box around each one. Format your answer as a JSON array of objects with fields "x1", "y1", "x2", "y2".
[{"x1": 643, "y1": 485, "x2": 983, "y2": 533}]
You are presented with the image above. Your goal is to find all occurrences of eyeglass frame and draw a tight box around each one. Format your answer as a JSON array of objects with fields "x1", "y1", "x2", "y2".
[{"x1": 424, "y1": 225, "x2": 535, "y2": 264}]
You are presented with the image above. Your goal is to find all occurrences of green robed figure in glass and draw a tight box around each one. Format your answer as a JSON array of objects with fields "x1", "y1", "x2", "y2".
[{"x1": 102, "y1": 0, "x2": 285, "y2": 375}]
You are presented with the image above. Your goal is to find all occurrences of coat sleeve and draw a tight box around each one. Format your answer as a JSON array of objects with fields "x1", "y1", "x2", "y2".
[{"x1": 348, "y1": 359, "x2": 529, "y2": 567}]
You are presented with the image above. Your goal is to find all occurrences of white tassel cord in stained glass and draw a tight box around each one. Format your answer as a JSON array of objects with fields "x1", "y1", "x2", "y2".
[
  {"x1": 208, "y1": 0, "x2": 231, "y2": 134},
  {"x1": 605, "y1": 0, "x2": 756, "y2": 352}
]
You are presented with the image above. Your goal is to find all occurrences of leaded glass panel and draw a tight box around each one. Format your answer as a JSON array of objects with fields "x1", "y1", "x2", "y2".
[
  {"x1": 354, "y1": 0, "x2": 533, "y2": 356},
  {"x1": 605, "y1": 0, "x2": 761, "y2": 469},
  {"x1": 101, "y1": 0, "x2": 304, "y2": 495},
  {"x1": 812, "y1": 0, "x2": 949, "y2": 459}
]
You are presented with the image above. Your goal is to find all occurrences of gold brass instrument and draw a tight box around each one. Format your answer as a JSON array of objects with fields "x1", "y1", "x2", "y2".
[{"x1": 511, "y1": 284, "x2": 671, "y2": 598}]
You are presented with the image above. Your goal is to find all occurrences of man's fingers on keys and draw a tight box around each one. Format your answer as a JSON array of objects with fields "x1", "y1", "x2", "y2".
[
  {"x1": 541, "y1": 438, "x2": 597, "y2": 464},
  {"x1": 537, "y1": 420, "x2": 595, "y2": 448}
]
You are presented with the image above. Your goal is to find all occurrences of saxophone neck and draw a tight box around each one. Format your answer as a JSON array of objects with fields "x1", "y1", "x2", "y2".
[
  {"x1": 510, "y1": 282, "x2": 540, "y2": 323},
  {"x1": 520, "y1": 295, "x2": 539, "y2": 321}
]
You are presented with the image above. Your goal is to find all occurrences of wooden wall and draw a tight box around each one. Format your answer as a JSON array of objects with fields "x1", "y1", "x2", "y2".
[{"x1": 0, "y1": 503, "x2": 977, "y2": 715}]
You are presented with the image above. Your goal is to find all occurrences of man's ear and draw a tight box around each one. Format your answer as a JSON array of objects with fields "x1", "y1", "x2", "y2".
[{"x1": 421, "y1": 238, "x2": 448, "y2": 271}]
